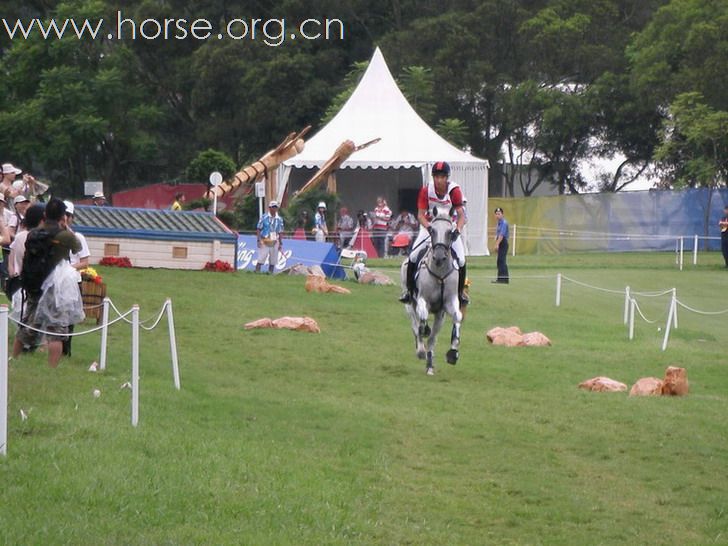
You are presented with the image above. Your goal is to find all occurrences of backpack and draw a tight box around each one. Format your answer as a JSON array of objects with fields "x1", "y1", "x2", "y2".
[{"x1": 21, "y1": 226, "x2": 60, "y2": 296}]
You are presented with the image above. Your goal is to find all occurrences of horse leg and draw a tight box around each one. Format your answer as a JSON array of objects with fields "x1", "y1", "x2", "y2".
[
  {"x1": 424, "y1": 311, "x2": 445, "y2": 373},
  {"x1": 444, "y1": 294, "x2": 463, "y2": 365},
  {"x1": 406, "y1": 303, "x2": 427, "y2": 360}
]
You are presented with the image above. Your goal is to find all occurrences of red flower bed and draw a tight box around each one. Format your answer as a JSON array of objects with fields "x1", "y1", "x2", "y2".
[
  {"x1": 203, "y1": 260, "x2": 235, "y2": 272},
  {"x1": 99, "y1": 256, "x2": 133, "y2": 268}
]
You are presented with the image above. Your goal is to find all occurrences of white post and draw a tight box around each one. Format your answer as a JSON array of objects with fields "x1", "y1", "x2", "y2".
[
  {"x1": 512, "y1": 224, "x2": 517, "y2": 257},
  {"x1": 0, "y1": 305, "x2": 8, "y2": 456},
  {"x1": 675, "y1": 238, "x2": 679, "y2": 265},
  {"x1": 628, "y1": 298, "x2": 635, "y2": 340},
  {"x1": 213, "y1": 193, "x2": 218, "y2": 216},
  {"x1": 623, "y1": 286, "x2": 631, "y2": 325},
  {"x1": 166, "y1": 299, "x2": 181, "y2": 390},
  {"x1": 555, "y1": 273, "x2": 562, "y2": 307},
  {"x1": 693, "y1": 234, "x2": 698, "y2": 265},
  {"x1": 99, "y1": 297, "x2": 109, "y2": 371},
  {"x1": 661, "y1": 297, "x2": 675, "y2": 351},
  {"x1": 672, "y1": 288, "x2": 678, "y2": 329},
  {"x1": 679, "y1": 237, "x2": 684, "y2": 271},
  {"x1": 131, "y1": 305, "x2": 140, "y2": 427}
]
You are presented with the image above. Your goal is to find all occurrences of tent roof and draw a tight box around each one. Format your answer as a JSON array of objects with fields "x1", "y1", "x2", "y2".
[{"x1": 284, "y1": 47, "x2": 487, "y2": 170}]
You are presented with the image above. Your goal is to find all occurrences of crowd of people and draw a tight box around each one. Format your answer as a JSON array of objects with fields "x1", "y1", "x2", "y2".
[{"x1": 1, "y1": 161, "x2": 89, "y2": 367}]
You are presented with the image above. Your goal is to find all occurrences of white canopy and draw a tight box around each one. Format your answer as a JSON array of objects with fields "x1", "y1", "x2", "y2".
[{"x1": 278, "y1": 47, "x2": 489, "y2": 255}]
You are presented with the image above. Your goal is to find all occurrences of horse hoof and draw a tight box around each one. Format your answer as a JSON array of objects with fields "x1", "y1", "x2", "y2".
[
  {"x1": 416, "y1": 349, "x2": 426, "y2": 360},
  {"x1": 446, "y1": 349, "x2": 459, "y2": 365},
  {"x1": 426, "y1": 367, "x2": 435, "y2": 376}
]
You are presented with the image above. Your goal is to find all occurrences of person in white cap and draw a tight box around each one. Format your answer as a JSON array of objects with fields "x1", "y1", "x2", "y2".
[
  {"x1": 255, "y1": 200, "x2": 284, "y2": 274},
  {"x1": 9, "y1": 195, "x2": 30, "y2": 239},
  {"x1": 0, "y1": 163, "x2": 22, "y2": 200},
  {"x1": 92, "y1": 191, "x2": 108, "y2": 206},
  {"x1": 313, "y1": 201, "x2": 328, "y2": 243},
  {"x1": 62, "y1": 200, "x2": 90, "y2": 356},
  {"x1": 0, "y1": 194, "x2": 11, "y2": 283}
]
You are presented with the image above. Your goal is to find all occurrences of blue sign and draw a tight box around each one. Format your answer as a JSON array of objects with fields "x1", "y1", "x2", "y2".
[{"x1": 236, "y1": 235, "x2": 346, "y2": 279}]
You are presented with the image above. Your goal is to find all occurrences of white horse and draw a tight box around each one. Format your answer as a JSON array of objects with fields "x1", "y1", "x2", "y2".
[{"x1": 401, "y1": 213, "x2": 463, "y2": 375}]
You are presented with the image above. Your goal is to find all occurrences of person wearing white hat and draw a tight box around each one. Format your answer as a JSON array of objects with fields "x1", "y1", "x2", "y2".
[
  {"x1": 255, "y1": 200, "x2": 284, "y2": 274},
  {"x1": 92, "y1": 191, "x2": 108, "y2": 206},
  {"x1": 313, "y1": 201, "x2": 328, "y2": 243},
  {"x1": 0, "y1": 163, "x2": 22, "y2": 200},
  {"x1": 0, "y1": 193, "x2": 11, "y2": 284},
  {"x1": 62, "y1": 200, "x2": 90, "y2": 356}
]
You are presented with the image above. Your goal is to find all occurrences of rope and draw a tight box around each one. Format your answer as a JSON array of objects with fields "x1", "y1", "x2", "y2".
[
  {"x1": 560, "y1": 275, "x2": 625, "y2": 295},
  {"x1": 9, "y1": 307, "x2": 134, "y2": 337},
  {"x1": 107, "y1": 299, "x2": 170, "y2": 330},
  {"x1": 630, "y1": 299, "x2": 662, "y2": 324},
  {"x1": 674, "y1": 299, "x2": 728, "y2": 315},
  {"x1": 630, "y1": 288, "x2": 674, "y2": 297}
]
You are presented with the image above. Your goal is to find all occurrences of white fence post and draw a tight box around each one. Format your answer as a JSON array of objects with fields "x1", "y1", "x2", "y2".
[
  {"x1": 628, "y1": 298, "x2": 635, "y2": 340},
  {"x1": 166, "y1": 299, "x2": 181, "y2": 390},
  {"x1": 556, "y1": 273, "x2": 562, "y2": 307},
  {"x1": 672, "y1": 288, "x2": 678, "y2": 329},
  {"x1": 661, "y1": 297, "x2": 676, "y2": 351},
  {"x1": 99, "y1": 297, "x2": 109, "y2": 371},
  {"x1": 0, "y1": 305, "x2": 8, "y2": 457},
  {"x1": 623, "y1": 286, "x2": 631, "y2": 325},
  {"x1": 512, "y1": 224, "x2": 517, "y2": 256},
  {"x1": 679, "y1": 237, "x2": 684, "y2": 271},
  {"x1": 693, "y1": 234, "x2": 698, "y2": 265},
  {"x1": 131, "y1": 305, "x2": 140, "y2": 427}
]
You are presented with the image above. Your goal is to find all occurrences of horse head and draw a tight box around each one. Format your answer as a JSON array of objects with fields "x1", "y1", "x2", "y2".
[{"x1": 427, "y1": 211, "x2": 454, "y2": 271}]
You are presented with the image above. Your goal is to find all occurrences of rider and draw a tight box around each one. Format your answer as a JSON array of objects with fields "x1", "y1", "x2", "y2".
[{"x1": 399, "y1": 161, "x2": 469, "y2": 305}]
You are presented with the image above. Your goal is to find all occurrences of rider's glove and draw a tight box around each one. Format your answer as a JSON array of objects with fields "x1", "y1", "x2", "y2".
[{"x1": 451, "y1": 228, "x2": 460, "y2": 242}]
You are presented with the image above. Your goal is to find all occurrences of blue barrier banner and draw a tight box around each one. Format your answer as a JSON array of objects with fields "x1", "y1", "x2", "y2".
[{"x1": 236, "y1": 235, "x2": 345, "y2": 278}]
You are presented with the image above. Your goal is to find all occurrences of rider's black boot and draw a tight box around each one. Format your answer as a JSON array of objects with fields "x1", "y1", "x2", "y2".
[
  {"x1": 398, "y1": 260, "x2": 417, "y2": 303},
  {"x1": 458, "y1": 264, "x2": 469, "y2": 305}
]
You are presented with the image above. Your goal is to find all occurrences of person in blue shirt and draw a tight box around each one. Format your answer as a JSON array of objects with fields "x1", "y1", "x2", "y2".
[
  {"x1": 255, "y1": 201, "x2": 284, "y2": 273},
  {"x1": 493, "y1": 207, "x2": 509, "y2": 284}
]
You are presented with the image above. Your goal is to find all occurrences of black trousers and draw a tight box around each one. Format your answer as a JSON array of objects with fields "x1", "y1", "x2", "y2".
[
  {"x1": 497, "y1": 239, "x2": 509, "y2": 282},
  {"x1": 722, "y1": 233, "x2": 728, "y2": 267}
]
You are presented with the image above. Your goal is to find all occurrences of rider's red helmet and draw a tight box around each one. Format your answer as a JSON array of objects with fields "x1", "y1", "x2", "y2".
[{"x1": 431, "y1": 161, "x2": 450, "y2": 177}]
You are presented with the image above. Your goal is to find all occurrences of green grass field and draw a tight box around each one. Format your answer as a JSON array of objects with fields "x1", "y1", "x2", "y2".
[{"x1": 1, "y1": 252, "x2": 727, "y2": 545}]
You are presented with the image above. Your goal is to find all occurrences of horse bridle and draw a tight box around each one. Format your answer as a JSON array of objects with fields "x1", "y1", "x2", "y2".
[{"x1": 425, "y1": 217, "x2": 456, "y2": 282}]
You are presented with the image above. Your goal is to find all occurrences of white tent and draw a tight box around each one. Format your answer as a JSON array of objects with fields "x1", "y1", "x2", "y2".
[{"x1": 277, "y1": 47, "x2": 489, "y2": 255}]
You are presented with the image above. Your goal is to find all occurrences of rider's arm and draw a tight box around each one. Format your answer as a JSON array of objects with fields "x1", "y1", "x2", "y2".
[
  {"x1": 417, "y1": 208, "x2": 430, "y2": 230},
  {"x1": 453, "y1": 205, "x2": 465, "y2": 232}
]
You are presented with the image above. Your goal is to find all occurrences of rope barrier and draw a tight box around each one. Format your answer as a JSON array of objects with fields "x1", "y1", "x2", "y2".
[
  {"x1": 674, "y1": 299, "x2": 728, "y2": 315},
  {"x1": 630, "y1": 299, "x2": 662, "y2": 324},
  {"x1": 9, "y1": 308, "x2": 134, "y2": 337},
  {"x1": 560, "y1": 275, "x2": 625, "y2": 295}
]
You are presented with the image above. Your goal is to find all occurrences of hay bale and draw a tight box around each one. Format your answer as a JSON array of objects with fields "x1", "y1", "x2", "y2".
[
  {"x1": 578, "y1": 376, "x2": 628, "y2": 392},
  {"x1": 629, "y1": 377, "x2": 664, "y2": 396},
  {"x1": 661, "y1": 366, "x2": 689, "y2": 396}
]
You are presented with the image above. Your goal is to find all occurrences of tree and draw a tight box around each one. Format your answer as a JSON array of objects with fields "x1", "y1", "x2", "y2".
[{"x1": 186, "y1": 149, "x2": 236, "y2": 184}]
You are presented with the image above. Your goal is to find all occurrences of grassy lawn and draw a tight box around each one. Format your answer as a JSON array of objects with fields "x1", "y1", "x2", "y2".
[{"x1": 1, "y1": 252, "x2": 727, "y2": 545}]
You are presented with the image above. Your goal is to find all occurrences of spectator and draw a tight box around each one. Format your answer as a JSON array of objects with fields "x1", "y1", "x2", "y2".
[
  {"x1": 0, "y1": 193, "x2": 13, "y2": 282},
  {"x1": 313, "y1": 201, "x2": 328, "y2": 243},
  {"x1": 9, "y1": 195, "x2": 31, "y2": 239},
  {"x1": 720, "y1": 204, "x2": 728, "y2": 267},
  {"x1": 293, "y1": 209, "x2": 311, "y2": 240},
  {"x1": 6, "y1": 203, "x2": 44, "y2": 300},
  {"x1": 171, "y1": 192, "x2": 185, "y2": 211},
  {"x1": 336, "y1": 206, "x2": 355, "y2": 248},
  {"x1": 92, "y1": 191, "x2": 108, "y2": 206},
  {"x1": 371, "y1": 196, "x2": 392, "y2": 257},
  {"x1": 12, "y1": 173, "x2": 49, "y2": 202},
  {"x1": 0, "y1": 163, "x2": 22, "y2": 200},
  {"x1": 389, "y1": 207, "x2": 417, "y2": 256},
  {"x1": 255, "y1": 200, "x2": 284, "y2": 274},
  {"x1": 63, "y1": 200, "x2": 90, "y2": 356},
  {"x1": 493, "y1": 207, "x2": 509, "y2": 284},
  {"x1": 12, "y1": 198, "x2": 83, "y2": 367}
]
